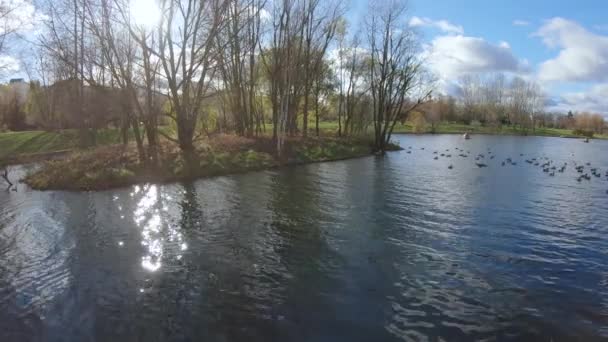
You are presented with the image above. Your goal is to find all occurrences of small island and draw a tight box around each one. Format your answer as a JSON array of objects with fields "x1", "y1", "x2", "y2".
[{"x1": 22, "y1": 134, "x2": 400, "y2": 191}]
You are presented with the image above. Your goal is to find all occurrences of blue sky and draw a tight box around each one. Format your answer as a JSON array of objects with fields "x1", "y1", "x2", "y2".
[
  {"x1": 410, "y1": 0, "x2": 606, "y2": 69},
  {"x1": 347, "y1": 0, "x2": 608, "y2": 115}
]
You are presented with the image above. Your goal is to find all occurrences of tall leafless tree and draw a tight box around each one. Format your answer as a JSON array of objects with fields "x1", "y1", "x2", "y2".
[{"x1": 367, "y1": 0, "x2": 431, "y2": 153}]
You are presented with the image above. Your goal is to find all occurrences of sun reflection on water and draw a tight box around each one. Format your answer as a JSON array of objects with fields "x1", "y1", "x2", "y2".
[{"x1": 133, "y1": 185, "x2": 186, "y2": 273}]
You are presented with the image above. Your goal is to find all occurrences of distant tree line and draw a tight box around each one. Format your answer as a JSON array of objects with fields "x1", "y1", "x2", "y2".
[{"x1": 409, "y1": 73, "x2": 606, "y2": 135}]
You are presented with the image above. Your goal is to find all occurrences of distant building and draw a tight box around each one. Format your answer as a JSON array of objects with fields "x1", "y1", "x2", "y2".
[{"x1": 9, "y1": 78, "x2": 25, "y2": 84}]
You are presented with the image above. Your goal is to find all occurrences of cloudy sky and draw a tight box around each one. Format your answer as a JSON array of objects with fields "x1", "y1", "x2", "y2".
[
  {"x1": 399, "y1": 0, "x2": 608, "y2": 115},
  {"x1": 2, "y1": 0, "x2": 608, "y2": 116}
]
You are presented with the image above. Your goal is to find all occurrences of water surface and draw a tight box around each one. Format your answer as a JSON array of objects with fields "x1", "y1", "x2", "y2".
[{"x1": 1, "y1": 135, "x2": 608, "y2": 341}]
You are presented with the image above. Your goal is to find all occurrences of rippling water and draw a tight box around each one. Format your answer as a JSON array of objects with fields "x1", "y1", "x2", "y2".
[{"x1": 1, "y1": 135, "x2": 608, "y2": 341}]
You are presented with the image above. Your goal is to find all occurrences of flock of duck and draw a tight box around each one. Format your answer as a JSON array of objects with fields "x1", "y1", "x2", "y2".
[{"x1": 404, "y1": 144, "x2": 608, "y2": 194}]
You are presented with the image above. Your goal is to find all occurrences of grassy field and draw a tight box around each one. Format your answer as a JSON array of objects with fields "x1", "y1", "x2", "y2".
[{"x1": 0, "y1": 129, "x2": 130, "y2": 160}]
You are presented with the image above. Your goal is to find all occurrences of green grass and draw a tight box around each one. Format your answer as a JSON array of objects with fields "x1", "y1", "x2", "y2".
[
  {"x1": 306, "y1": 121, "x2": 607, "y2": 139},
  {"x1": 0, "y1": 130, "x2": 79, "y2": 159},
  {"x1": 0, "y1": 127, "x2": 174, "y2": 162}
]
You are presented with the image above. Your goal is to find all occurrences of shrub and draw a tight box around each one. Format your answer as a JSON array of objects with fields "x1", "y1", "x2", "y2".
[{"x1": 573, "y1": 129, "x2": 594, "y2": 138}]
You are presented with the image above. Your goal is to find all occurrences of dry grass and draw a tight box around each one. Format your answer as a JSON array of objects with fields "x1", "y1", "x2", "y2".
[{"x1": 24, "y1": 134, "x2": 380, "y2": 191}]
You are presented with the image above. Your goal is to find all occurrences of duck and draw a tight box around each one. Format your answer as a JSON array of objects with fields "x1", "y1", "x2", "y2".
[
  {"x1": 476, "y1": 162, "x2": 488, "y2": 168},
  {"x1": 448, "y1": 165, "x2": 453, "y2": 169}
]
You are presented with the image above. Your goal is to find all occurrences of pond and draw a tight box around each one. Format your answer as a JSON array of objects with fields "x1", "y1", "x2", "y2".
[{"x1": 1, "y1": 135, "x2": 608, "y2": 341}]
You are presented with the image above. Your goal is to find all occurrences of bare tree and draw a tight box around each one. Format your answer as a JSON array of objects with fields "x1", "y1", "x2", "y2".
[
  {"x1": 300, "y1": 0, "x2": 340, "y2": 137},
  {"x1": 144, "y1": 0, "x2": 227, "y2": 166},
  {"x1": 37, "y1": 0, "x2": 98, "y2": 146},
  {"x1": 367, "y1": 0, "x2": 431, "y2": 153},
  {"x1": 216, "y1": 0, "x2": 266, "y2": 137},
  {"x1": 510, "y1": 76, "x2": 535, "y2": 130},
  {"x1": 311, "y1": 57, "x2": 334, "y2": 136},
  {"x1": 260, "y1": 0, "x2": 303, "y2": 154},
  {"x1": 342, "y1": 33, "x2": 366, "y2": 135}
]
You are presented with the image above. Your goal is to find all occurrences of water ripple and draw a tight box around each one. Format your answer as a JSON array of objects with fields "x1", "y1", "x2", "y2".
[{"x1": 1, "y1": 135, "x2": 608, "y2": 341}]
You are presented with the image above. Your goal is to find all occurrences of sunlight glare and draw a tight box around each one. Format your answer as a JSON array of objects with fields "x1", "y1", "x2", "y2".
[{"x1": 131, "y1": 0, "x2": 161, "y2": 29}]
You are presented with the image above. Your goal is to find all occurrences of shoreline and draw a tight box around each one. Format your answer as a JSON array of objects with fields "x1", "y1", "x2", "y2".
[
  {"x1": 1, "y1": 124, "x2": 603, "y2": 167},
  {"x1": 392, "y1": 131, "x2": 599, "y2": 140},
  {"x1": 23, "y1": 136, "x2": 401, "y2": 192}
]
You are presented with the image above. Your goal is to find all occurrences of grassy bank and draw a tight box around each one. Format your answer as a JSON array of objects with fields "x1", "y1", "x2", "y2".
[
  {"x1": 24, "y1": 135, "x2": 397, "y2": 191},
  {"x1": 396, "y1": 123, "x2": 608, "y2": 139},
  {"x1": 1, "y1": 122, "x2": 603, "y2": 164},
  {"x1": 316, "y1": 122, "x2": 608, "y2": 139}
]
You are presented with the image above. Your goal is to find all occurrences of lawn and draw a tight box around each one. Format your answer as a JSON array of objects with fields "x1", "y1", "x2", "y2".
[
  {"x1": 0, "y1": 128, "x2": 167, "y2": 161},
  {"x1": 0, "y1": 130, "x2": 79, "y2": 159}
]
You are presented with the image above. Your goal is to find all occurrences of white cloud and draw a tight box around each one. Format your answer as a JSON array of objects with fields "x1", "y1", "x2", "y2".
[
  {"x1": 0, "y1": 0, "x2": 44, "y2": 35},
  {"x1": 425, "y1": 35, "x2": 528, "y2": 82},
  {"x1": 513, "y1": 20, "x2": 530, "y2": 27},
  {"x1": 0, "y1": 0, "x2": 48, "y2": 80},
  {"x1": 498, "y1": 41, "x2": 511, "y2": 49},
  {"x1": 535, "y1": 17, "x2": 608, "y2": 82},
  {"x1": 0, "y1": 55, "x2": 20, "y2": 73},
  {"x1": 547, "y1": 83, "x2": 608, "y2": 115},
  {"x1": 409, "y1": 16, "x2": 464, "y2": 35}
]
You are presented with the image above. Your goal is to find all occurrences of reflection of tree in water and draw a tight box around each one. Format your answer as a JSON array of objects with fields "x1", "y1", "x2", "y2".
[
  {"x1": 53, "y1": 187, "x2": 173, "y2": 340},
  {"x1": 179, "y1": 177, "x2": 283, "y2": 340},
  {"x1": 134, "y1": 181, "x2": 247, "y2": 340},
  {"x1": 129, "y1": 183, "x2": 199, "y2": 340},
  {"x1": 264, "y1": 166, "x2": 344, "y2": 337}
]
